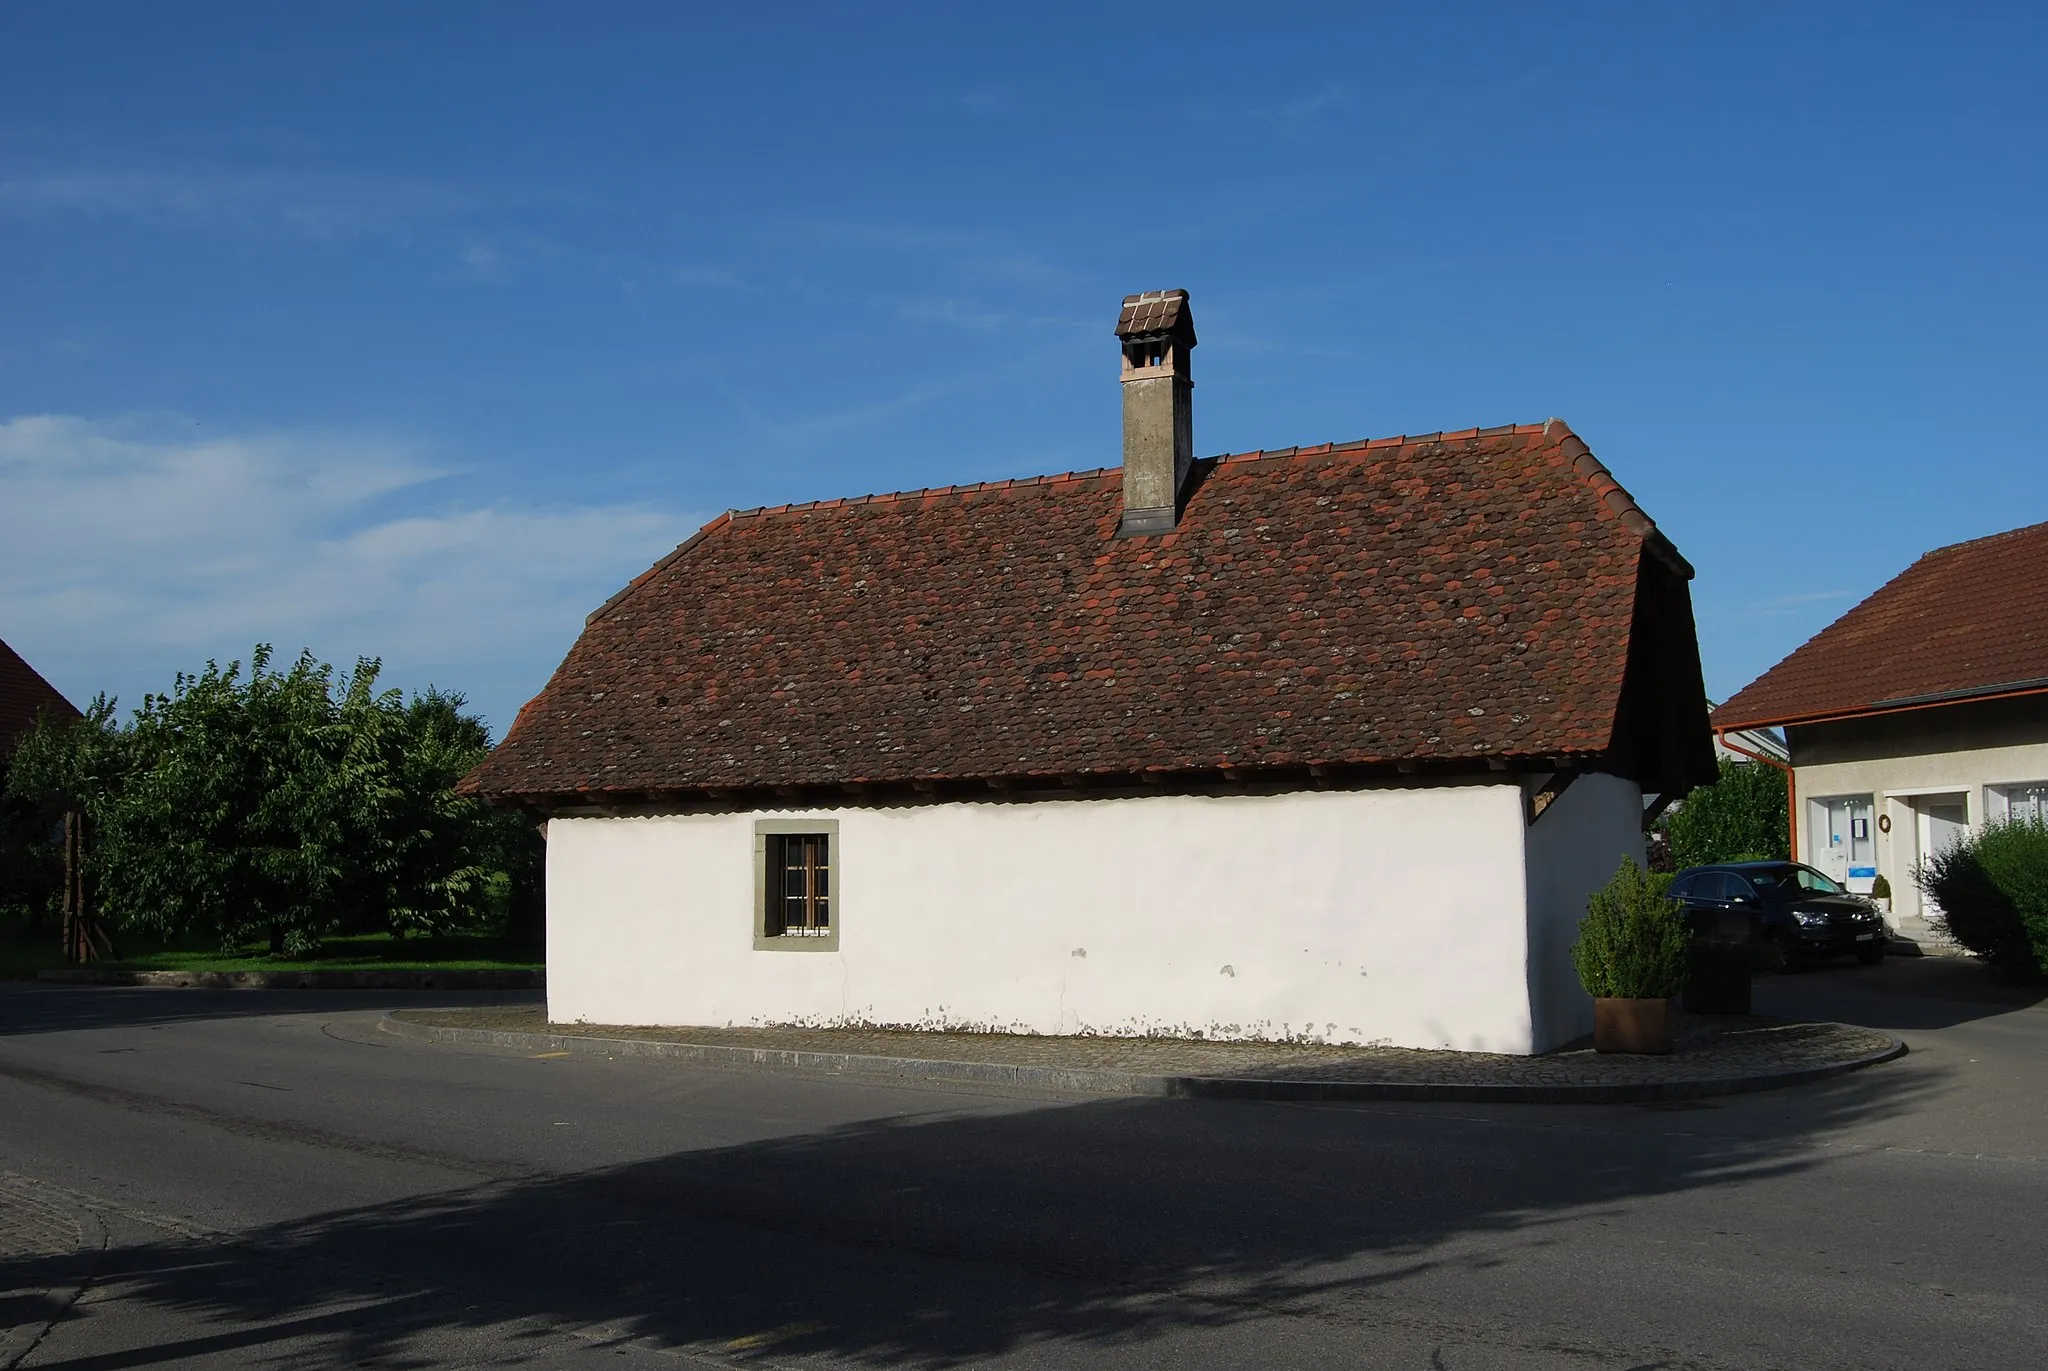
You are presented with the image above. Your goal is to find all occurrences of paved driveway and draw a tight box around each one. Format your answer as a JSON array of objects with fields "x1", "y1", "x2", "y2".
[{"x1": 0, "y1": 957, "x2": 2041, "y2": 1370}]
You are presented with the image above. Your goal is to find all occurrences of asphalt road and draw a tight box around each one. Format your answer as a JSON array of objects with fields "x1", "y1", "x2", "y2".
[{"x1": 0, "y1": 957, "x2": 2042, "y2": 1370}]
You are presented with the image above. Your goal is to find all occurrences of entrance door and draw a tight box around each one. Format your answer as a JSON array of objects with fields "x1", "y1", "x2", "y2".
[{"x1": 1917, "y1": 796, "x2": 1971, "y2": 920}]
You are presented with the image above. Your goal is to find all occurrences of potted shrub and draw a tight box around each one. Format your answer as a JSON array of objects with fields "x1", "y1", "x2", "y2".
[
  {"x1": 1683, "y1": 936, "x2": 1753, "y2": 1014},
  {"x1": 1572, "y1": 859, "x2": 1693, "y2": 1053}
]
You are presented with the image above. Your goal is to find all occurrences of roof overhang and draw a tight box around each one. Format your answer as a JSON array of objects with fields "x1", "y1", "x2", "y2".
[
  {"x1": 470, "y1": 752, "x2": 1609, "y2": 813},
  {"x1": 1714, "y1": 676, "x2": 2048, "y2": 732}
]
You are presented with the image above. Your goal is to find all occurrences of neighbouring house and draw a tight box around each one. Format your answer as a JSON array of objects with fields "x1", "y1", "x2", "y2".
[
  {"x1": 1711, "y1": 705, "x2": 1787, "y2": 767},
  {"x1": 1713, "y1": 520, "x2": 2048, "y2": 940},
  {"x1": 461, "y1": 290, "x2": 1715, "y2": 1054},
  {"x1": 0, "y1": 635, "x2": 79, "y2": 761}
]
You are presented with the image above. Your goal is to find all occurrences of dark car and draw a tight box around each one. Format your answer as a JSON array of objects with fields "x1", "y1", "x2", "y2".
[{"x1": 1670, "y1": 861, "x2": 1888, "y2": 965}]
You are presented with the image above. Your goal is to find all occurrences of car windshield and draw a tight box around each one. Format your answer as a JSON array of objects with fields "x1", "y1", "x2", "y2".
[{"x1": 1742, "y1": 865, "x2": 1846, "y2": 898}]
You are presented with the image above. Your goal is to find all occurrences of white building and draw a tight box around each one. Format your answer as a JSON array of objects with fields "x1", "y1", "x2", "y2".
[
  {"x1": 463, "y1": 290, "x2": 1717, "y2": 1054},
  {"x1": 1714, "y1": 521, "x2": 2048, "y2": 941},
  {"x1": 1710, "y1": 707, "x2": 1786, "y2": 767}
]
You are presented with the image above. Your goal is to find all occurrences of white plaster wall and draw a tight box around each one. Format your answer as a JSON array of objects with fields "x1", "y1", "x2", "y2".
[
  {"x1": 1798, "y1": 742, "x2": 2048, "y2": 920},
  {"x1": 1521, "y1": 772, "x2": 1647, "y2": 1053},
  {"x1": 546, "y1": 785, "x2": 1550, "y2": 1052}
]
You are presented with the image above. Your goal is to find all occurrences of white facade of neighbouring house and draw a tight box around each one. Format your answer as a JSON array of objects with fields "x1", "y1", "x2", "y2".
[
  {"x1": 544, "y1": 773, "x2": 1645, "y2": 1053},
  {"x1": 1784, "y1": 699, "x2": 2048, "y2": 927}
]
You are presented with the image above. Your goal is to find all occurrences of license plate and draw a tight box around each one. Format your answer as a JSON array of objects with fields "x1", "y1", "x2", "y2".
[{"x1": 1856, "y1": 932, "x2": 1876, "y2": 942}]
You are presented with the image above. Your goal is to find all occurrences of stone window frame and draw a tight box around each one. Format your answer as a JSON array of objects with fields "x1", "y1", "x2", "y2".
[{"x1": 753, "y1": 817, "x2": 840, "y2": 952}]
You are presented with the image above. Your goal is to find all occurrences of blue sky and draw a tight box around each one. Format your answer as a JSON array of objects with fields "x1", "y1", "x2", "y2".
[{"x1": 4, "y1": 3, "x2": 2045, "y2": 734}]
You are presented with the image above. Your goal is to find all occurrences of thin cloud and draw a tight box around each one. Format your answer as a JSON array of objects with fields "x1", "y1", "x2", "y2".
[
  {"x1": 0, "y1": 414, "x2": 697, "y2": 730},
  {"x1": 891, "y1": 297, "x2": 1012, "y2": 330},
  {"x1": 961, "y1": 89, "x2": 1016, "y2": 115},
  {"x1": 0, "y1": 167, "x2": 475, "y2": 240},
  {"x1": 1270, "y1": 84, "x2": 1354, "y2": 123},
  {"x1": 741, "y1": 385, "x2": 954, "y2": 447},
  {"x1": 460, "y1": 240, "x2": 514, "y2": 278},
  {"x1": 1734, "y1": 589, "x2": 1855, "y2": 619}
]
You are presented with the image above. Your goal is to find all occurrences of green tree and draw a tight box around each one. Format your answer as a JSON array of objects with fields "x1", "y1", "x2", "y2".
[
  {"x1": 5, "y1": 646, "x2": 541, "y2": 957},
  {"x1": 0, "y1": 755, "x2": 64, "y2": 928},
  {"x1": 1664, "y1": 756, "x2": 1790, "y2": 869}
]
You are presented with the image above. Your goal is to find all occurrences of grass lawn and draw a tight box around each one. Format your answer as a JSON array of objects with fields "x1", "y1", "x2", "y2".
[{"x1": 0, "y1": 924, "x2": 541, "y2": 979}]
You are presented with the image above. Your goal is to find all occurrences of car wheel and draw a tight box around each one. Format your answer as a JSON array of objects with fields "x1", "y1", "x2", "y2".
[{"x1": 1771, "y1": 933, "x2": 1807, "y2": 973}]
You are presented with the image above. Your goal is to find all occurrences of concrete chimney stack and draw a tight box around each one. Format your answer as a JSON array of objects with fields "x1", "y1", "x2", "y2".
[{"x1": 1113, "y1": 289, "x2": 1196, "y2": 535}]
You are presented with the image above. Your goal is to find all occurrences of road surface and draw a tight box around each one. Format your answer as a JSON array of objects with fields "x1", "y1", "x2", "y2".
[{"x1": 0, "y1": 957, "x2": 2042, "y2": 1369}]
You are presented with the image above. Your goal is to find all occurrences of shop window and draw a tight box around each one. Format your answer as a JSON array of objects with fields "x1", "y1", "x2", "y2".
[{"x1": 1993, "y1": 782, "x2": 2048, "y2": 825}]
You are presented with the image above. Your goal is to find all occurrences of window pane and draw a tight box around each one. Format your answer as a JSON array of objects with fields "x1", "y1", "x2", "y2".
[{"x1": 764, "y1": 831, "x2": 834, "y2": 937}]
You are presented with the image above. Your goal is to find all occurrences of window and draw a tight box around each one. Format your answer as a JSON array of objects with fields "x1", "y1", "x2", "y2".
[
  {"x1": 1707, "y1": 873, "x2": 1748, "y2": 902},
  {"x1": 754, "y1": 819, "x2": 839, "y2": 951},
  {"x1": 1745, "y1": 864, "x2": 1846, "y2": 898},
  {"x1": 1994, "y1": 782, "x2": 2048, "y2": 825},
  {"x1": 769, "y1": 833, "x2": 830, "y2": 935}
]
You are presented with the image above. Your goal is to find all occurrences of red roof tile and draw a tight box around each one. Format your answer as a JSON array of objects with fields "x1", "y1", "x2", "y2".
[
  {"x1": 1715, "y1": 520, "x2": 2048, "y2": 729},
  {"x1": 0, "y1": 637, "x2": 79, "y2": 758},
  {"x1": 461, "y1": 422, "x2": 1713, "y2": 801}
]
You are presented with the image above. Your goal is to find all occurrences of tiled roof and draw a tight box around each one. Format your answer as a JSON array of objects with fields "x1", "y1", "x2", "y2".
[
  {"x1": 1716, "y1": 520, "x2": 2048, "y2": 729},
  {"x1": 0, "y1": 636, "x2": 79, "y2": 758},
  {"x1": 461, "y1": 421, "x2": 1713, "y2": 802},
  {"x1": 1115, "y1": 289, "x2": 1193, "y2": 340}
]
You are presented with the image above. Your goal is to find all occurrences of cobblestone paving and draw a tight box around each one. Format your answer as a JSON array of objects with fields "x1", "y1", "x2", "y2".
[
  {"x1": 0, "y1": 1172, "x2": 97, "y2": 1369},
  {"x1": 394, "y1": 1008, "x2": 1899, "y2": 1087}
]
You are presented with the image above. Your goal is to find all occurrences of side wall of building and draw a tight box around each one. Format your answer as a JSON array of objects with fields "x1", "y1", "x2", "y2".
[
  {"x1": 1521, "y1": 771, "x2": 1646, "y2": 1052},
  {"x1": 546, "y1": 784, "x2": 1577, "y2": 1053}
]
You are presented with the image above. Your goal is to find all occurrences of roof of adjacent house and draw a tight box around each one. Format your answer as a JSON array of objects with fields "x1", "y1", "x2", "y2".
[
  {"x1": 460, "y1": 420, "x2": 1715, "y2": 803},
  {"x1": 1715, "y1": 520, "x2": 2048, "y2": 730},
  {"x1": 0, "y1": 636, "x2": 80, "y2": 759}
]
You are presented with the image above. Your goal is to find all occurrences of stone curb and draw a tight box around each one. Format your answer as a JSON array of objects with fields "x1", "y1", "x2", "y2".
[
  {"x1": 37, "y1": 968, "x2": 542, "y2": 991},
  {"x1": 378, "y1": 1015, "x2": 1908, "y2": 1105}
]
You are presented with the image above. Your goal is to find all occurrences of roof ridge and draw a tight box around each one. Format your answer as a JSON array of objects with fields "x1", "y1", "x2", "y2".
[
  {"x1": 1915, "y1": 518, "x2": 2048, "y2": 561},
  {"x1": 584, "y1": 418, "x2": 1624, "y2": 628},
  {"x1": 728, "y1": 466, "x2": 1120, "y2": 521},
  {"x1": 723, "y1": 420, "x2": 1558, "y2": 521},
  {"x1": 1536, "y1": 418, "x2": 1694, "y2": 580}
]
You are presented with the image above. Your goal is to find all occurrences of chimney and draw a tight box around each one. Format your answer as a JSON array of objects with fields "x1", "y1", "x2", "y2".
[{"x1": 1114, "y1": 289, "x2": 1196, "y2": 535}]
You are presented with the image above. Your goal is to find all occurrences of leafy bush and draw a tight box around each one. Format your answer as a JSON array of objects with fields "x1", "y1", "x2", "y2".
[
  {"x1": 1664, "y1": 756, "x2": 1789, "y2": 869},
  {"x1": 1870, "y1": 873, "x2": 1892, "y2": 900},
  {"x1": 5, "y1": 646, "x2": 541, "y2": 957},
  {"x1": 1572, "y1": 859, "x2": 1694, "y2": 999},
  {"x1": 1917, "y1": 819, "x2": 2048, "y2": 977}
]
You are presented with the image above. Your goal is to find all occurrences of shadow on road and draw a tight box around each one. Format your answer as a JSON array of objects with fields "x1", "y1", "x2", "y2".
[
  {"x1": 0, "y1": 985, "x2": 541, "y2": 1040},
  {"x1": 1756, "y1": 954, "x2": 2046, "y2": 1032},
  {"x1": 2, "y1": 1058, "x2": 1938, "y2": 1368}
]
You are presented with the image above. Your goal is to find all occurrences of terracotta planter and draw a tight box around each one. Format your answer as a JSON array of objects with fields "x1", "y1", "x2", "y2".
[{"x1": 1593, "y1": 997, "x2": 1674, "y2": 1054}]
